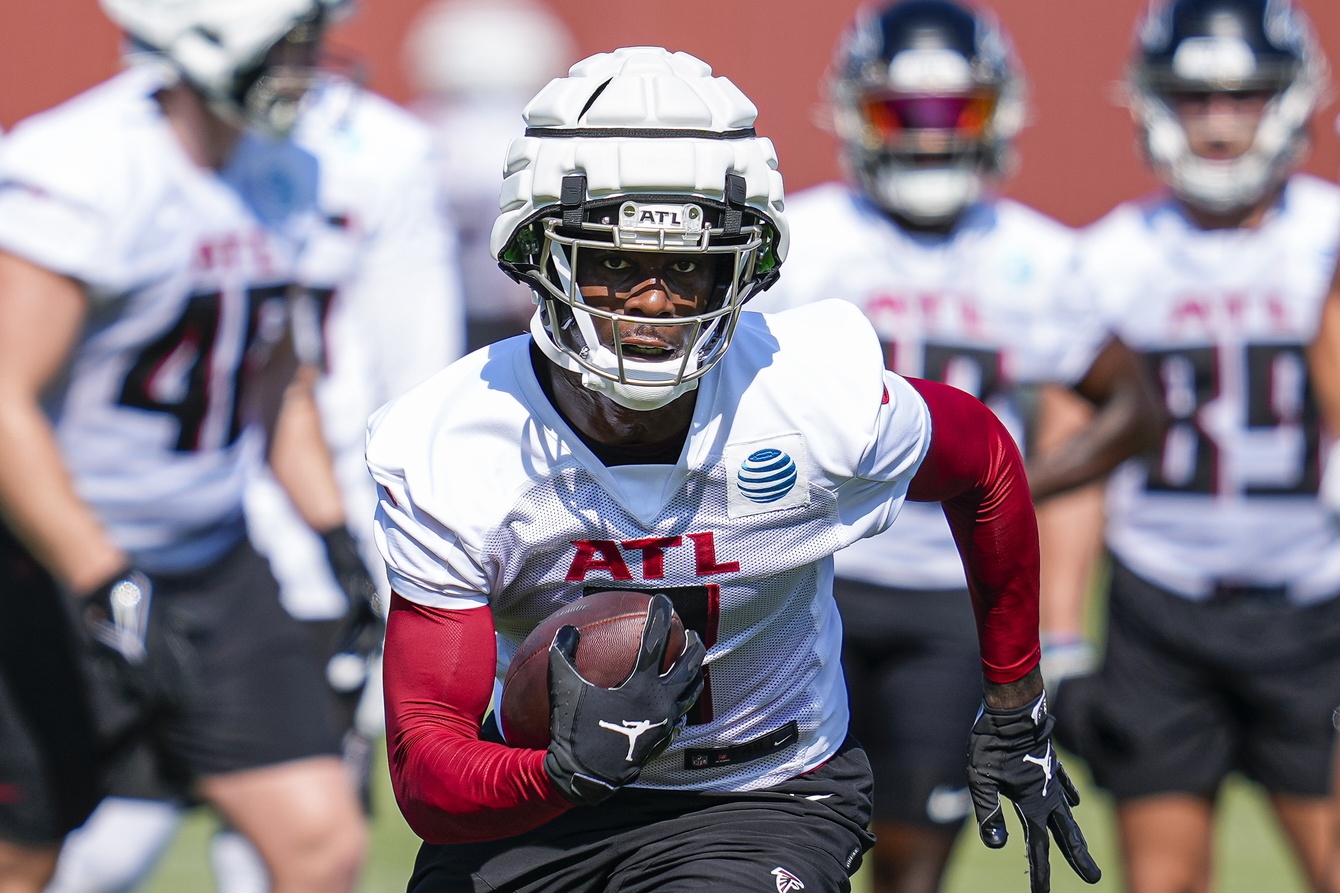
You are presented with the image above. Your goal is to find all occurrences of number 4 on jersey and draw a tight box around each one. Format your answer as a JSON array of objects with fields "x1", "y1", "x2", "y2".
[{"x1": 117, "y1": 284, "x2": 333, "y2": 451}]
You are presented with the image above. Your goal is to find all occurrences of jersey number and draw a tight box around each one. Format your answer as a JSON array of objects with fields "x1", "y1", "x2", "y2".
[
  {"x1": 116, "y1": 285, "x2": 334, "y2": 452},
  {"x1": 585, "y1": 583, "x2": 719, "y2": 725},
  {"x1": 882, "y1": 338, "x2": 1006, "y2": 402},
  {"x1": 1143, "y1": 343, "x2": 1319, "y2": 496}
]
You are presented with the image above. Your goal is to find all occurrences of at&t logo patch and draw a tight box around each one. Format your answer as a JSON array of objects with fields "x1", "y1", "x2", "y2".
[
  {"x1": 725, "y1": 433, "x2": 810, "y2": 518},
  {"x1": 737, "y1": 449, "x2": 798, "y2": 503}
]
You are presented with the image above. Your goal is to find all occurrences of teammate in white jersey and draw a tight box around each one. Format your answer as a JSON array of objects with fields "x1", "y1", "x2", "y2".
[
  {"x1": 0, "y1": 2, "x2": 367, "y2": 891},
  {"x1": 404, "y1": 0, "x2": 575, "y2": 352},
  {"x1": 40, "y1": 71, "x2": 466, "y2": 893},
  {"x1": 1048, "y1": 2, "x2": 1340, "y2": 891},
  {"x1": 370, "y1": 46, "x2": 1101, "y2": 893},
  {"x1": 747, "y1": 4, "x2": 1162, "y2": 892}
]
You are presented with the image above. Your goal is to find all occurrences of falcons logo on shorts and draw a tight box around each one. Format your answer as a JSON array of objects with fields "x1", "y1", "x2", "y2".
[{"x1": 771, "y1": 866, "x2": 805, "y2": 891}]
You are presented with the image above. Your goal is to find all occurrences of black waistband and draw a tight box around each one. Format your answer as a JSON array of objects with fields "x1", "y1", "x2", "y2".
[{"x1": 682, "y1": 720, "x2": 799, "y2": 771}]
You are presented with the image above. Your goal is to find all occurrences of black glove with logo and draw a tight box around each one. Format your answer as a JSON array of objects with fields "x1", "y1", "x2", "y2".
[
  {"x1": 544, "y1": 593, "x2": 706, "y2": 806},
  {"x1": 81, "y1": 568, "x2": 194, "y2": 714},
  {"x1": 967, "y1": 690, "x2": 1102, "y2": 893},
  {"x1": 321, "y1": 526, "x2": 385, "y2": 694}
]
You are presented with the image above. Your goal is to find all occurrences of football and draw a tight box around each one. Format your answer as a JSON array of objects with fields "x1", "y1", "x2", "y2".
[{"x1": 499, "y1": 590, "x2": 688, "y2": 750}]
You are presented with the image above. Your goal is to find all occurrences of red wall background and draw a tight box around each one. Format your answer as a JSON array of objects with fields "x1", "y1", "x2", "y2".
[{"x1": 4, "y1": 0, "x2": 1339, "y2": 227}]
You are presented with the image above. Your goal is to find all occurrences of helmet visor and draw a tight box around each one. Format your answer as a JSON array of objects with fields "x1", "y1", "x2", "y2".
[{"x1": 858, "y1": 91, "x2": 998, "y2": 142}]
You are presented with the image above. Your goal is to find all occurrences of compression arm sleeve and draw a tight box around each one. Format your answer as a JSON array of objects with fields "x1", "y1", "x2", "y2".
[
  {"x1": 905, "y1": 378, "x2": 1041, "y2": 684},
  {"x1": 382, "y1": 593, "x2": 572, "y2": 843}
]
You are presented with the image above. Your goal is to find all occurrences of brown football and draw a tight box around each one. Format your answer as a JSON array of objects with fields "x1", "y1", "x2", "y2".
[{"x1": 499, "y1": 590, "x2": 687, "y2": 750}]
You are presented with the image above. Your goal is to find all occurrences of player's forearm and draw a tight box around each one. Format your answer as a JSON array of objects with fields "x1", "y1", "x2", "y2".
[
  {"x1": 390, "y1": 726, "x2": 570, "y2": 844},
  {"x1": 1031, "y1": 386, "x2": 1108, "y2": 638},
  {"x1": 906, "y1": 378, "x2": 1041, "y2": 684},
  {"x1": 1026, "y1": 340, "x2": 1165, "y2": 502},
  {"x1": 1037, "y1": 486, "x2": 1106, "y2": 638},
  {"x1": 0, "y1": 394, "x2": 125, "y2": 591},
  {"x1": 0, "y1": 252, "x2": 125, "y2": 591},
  {"x1": 1307, "y1": 281, "x2": 1340, "y2": 438},
  {"x1": 269, "y1": 365, "x2": 346, "y2": 532},
  {"x1": 384, "y1": 595, "x2": 572, "y2": 843},
  {"x1": 1025, "y1": 399, "x2": 1144, "y2": 503}
]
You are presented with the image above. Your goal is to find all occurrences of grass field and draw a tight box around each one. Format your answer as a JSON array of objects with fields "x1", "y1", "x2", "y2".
[{"x1": 138, "y1": 743, "x2": 1309, "y2": 893}]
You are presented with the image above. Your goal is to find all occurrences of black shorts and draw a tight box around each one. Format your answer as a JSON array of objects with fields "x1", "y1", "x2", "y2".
[
  {"x1": 1055, "y1": 560, "x2": 1340, "y2": 801},
  {"x1": 0, "y1": 527, "x2": 102, "y2": 844},
  {"x1": 409, "y1": 737, "x2": 876, "y2": 893},
  {"x1": 836, "y1": 578, "x2": 981, "y2": 827},
  {"x1": 120, "y1": 541, "x2": 343, "y2": 788}
]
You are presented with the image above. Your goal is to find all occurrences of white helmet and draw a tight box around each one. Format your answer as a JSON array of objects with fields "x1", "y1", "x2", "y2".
[
  {"x1": 101, "y1": 0, "x2": 326, "y2": 137},
  {"x1": 828, "y1": 0, "x2": 1026, "y2": 225},
  {"x1": 1128, "y1": 0, "x2": 1326, "y2": 213},
  {"x1": 404, "y1": 0, "x2": 575, "y2": 98},
  {"x1": 491, "y1": 47, "x2": 788, "y2": 411}
]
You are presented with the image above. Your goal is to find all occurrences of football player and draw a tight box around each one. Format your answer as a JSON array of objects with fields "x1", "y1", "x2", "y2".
[
  {"x1": 35, "y1": 6, "x2": 467, "y2": 893},
  {"x1": 404, "y1": 0, "x2": 576, "y2": 352},
  {"x1": 1048, "y1": 1, "x2": 1340, "y2": 891},
  {"x1": 370, "y1": 46, "x2": 1102, "y2": 893},
  {"x1": 746, "y1": 3, "x2": 1163, "y2": 891},
  {"x1": 0, "y1": 1, "x2": 368, "y2": 890}
]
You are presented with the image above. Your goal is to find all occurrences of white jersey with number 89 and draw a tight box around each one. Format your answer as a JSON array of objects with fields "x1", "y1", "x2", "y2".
[{"x1": 1081, "y1": 175, "x2": 1340, "y2": 603}]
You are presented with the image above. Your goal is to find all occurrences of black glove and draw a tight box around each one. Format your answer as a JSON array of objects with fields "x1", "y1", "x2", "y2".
[
  {"x1": 967, "y1": 690, "x2": 1102, "y2": 892},
  {"x1": 544, "y1": 593, "x2": 705, "y2": 805},
  {"x1": 321, "y1": 526, "x2": 384, "y2": 694},
  {"x1": 81, "y1": 568, "x2": 193, "y2": 714}
]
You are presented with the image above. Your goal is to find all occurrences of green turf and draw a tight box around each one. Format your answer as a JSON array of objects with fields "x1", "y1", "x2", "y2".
[
  {"x1": 140, "y1": 745, "x2": 423, "y2": 893},
  {"x1": 140, "y1": 741, "x2": 1309, "y2": 893},
  {"x1": 850, "y1": 757, "x2": 1310, "y2": 893}
]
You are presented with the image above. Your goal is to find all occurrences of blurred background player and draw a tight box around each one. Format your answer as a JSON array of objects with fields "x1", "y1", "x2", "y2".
[
  {"x1": 40, "y1": 3, "x2": 466, "y2": 892},
  {"x1": 1048, "y1": 1, "x2": 1340, "y2": 891},
  {"x1": 403, "y1": 0, "x2": 575, "y2": 352},
  {"x1": 748, "y1": 3, "x2": 1162, "y2": 891},
  {"x1": 0, "y1": 0, "x2": 370, "y2": 890},
  {"x1": 0, "y1": 104, "x2": 104, "y2": 893}
]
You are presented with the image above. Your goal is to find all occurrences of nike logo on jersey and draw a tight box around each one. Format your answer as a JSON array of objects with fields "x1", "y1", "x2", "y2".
[
  {"x1": 771, "y1": 866, "x2": 805, "y2": 892},
  {"x1": 597, "y1": 719, "x2": 668, "y2": 761}
]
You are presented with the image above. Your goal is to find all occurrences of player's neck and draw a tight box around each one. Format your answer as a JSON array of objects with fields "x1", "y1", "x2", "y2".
[
  {"x1": 541, "y1": 358, "x2": 697, "y2": 450},
  {"x1": 155, "y1": 83, "x2": 245, "y2": 171},
  {"x1": 1177, "y1": 182, "x2": 1284, "y2": 232}
]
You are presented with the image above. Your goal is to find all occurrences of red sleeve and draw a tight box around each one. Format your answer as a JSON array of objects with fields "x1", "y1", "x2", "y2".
[
  {"x1": 382, "y1": 593, "x2": 572, "y2": 844},
  {"x1": 904, "y1": 378, "x2": 1041, "y2": 684}
]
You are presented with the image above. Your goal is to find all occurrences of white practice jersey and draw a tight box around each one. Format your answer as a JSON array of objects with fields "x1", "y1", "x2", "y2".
[
  {"x1": 751, "y1": 183, "x2": 1105, "y2": 590},
  {"x1": 1084, "y1": 175, "x2": 1340, "y2": 603},
  {"x1": 244, "y1": 81, "x2": 464, "y2": 619},
  {"x1": 369, "y1": 302, "x2": 932, "y2": 792},
  {"x1": 0, "y1": 66, "x2": 330, "y2": 573}
]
